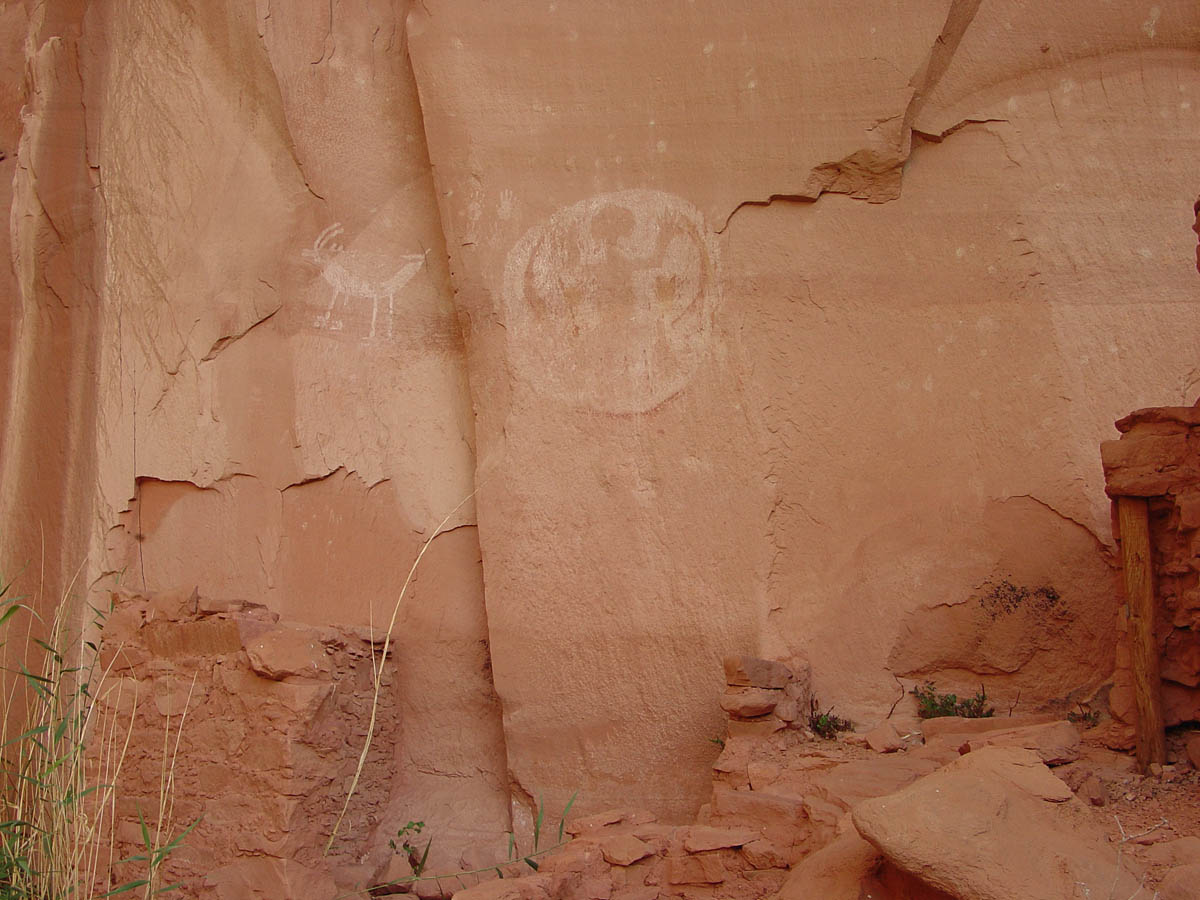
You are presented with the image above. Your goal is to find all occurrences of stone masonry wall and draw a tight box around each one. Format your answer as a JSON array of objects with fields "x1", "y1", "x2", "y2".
[
  {"x1": 1101, "y1": 402, "x2": 1200, "y2": 737},
  {"x1": 97, "y1": 587, "x2": 408, "y2": 899}
]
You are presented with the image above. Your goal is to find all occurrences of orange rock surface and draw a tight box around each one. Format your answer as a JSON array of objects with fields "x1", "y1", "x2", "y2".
[{"x1": 1, "y1": 2, "x2": 1199, "y2": 896}]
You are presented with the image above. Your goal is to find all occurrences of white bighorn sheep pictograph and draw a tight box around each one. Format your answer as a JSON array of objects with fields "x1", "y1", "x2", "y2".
[{"x1": 302, "y1": 223, "x2": 429, "y2": 339}]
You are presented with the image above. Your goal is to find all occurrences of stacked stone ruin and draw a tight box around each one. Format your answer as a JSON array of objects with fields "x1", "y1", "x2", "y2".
[
  {"x1": 1101, "y1": 402, "x2": 1200, "y2": 733},
  {"x1": 718, "y1": 655, "x2": 812, "y2": 737}
]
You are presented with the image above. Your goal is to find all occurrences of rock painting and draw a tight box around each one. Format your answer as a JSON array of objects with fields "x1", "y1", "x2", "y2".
[
  {"x1": 502, "y1": 190, "x2": 721, "y2": 413},
  {"x1": 303, "y1": 223, "x2": 428, "y2": 339}
]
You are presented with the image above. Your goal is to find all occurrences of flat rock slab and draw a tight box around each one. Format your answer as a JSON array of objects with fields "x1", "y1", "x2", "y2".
[
  {"x1": 1146, "y1": 836, "x2": 1200, "y2": 868},
  {"x1": 1160, "y1": 863, "x2": 1200, "y2": 900},
  {"x1": 919, "y1": 714, "x2": 1057, "y2": 741},
  {"x1": 597, "y1": 833, "x2": 653, "y2": 866},
  {"x1": 666, "y1": 853, "x2": 727, "y2": 885},
  {"x1": 723, "y1": 655, "x2": 792, "y2": 689},
  {"x1": 775, "y1": 831, "x2": 882, "y2": 900},
  {"x1": 680, "y1": 825, "x2": 760, "y2": 852},
  {"x1": 853, "y1": 748, "x2": 1141, "y2": 900},
  {"x1": 954, "y1": 720, "x2": 1082, "y2": 766},
  {"x1": 720, "y1": 687, "x2": 783, "y2": 718},
  {"x1": 864, "y1": 721, "x2": 904, "y2": 753},
  {"x1": 245, "y1": 625, "x2": 330, "y2": 680},
  {"x1": 775, "y1": 830, "x2": 952, "y2": 900}
]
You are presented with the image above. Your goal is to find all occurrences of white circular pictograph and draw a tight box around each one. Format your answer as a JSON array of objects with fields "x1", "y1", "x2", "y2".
[{"x1": 502, "y1": 190, "x2": 721, "y2": 414}]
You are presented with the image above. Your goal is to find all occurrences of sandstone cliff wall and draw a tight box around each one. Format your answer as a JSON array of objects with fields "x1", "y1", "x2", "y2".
[{"x1": 1, "y1": 0, "x2": 1199, "y2": 891}]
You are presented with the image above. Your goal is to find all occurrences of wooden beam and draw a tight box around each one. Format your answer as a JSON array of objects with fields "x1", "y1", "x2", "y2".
[{"x1": 1117, "y1": 496, "x2": 1166, "y2": 772}]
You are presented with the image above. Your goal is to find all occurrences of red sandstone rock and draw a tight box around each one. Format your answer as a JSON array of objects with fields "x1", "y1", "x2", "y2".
[
  {"x1": 712, "y1": 737, "x2": 755, "y2": 780},
  {"x1": 401, "y1": 0, "x2": 1200, "y2": 822},
  {"x1": 864, "y1": 721, "x2": 904, "y2": 753},
  {"x1": 598, "y1": 834, "x2": 653, "y2": 867},
  {"x1": 205, "y1": 858, "x2": 338, "y2": 900},
  {"x1": 680, "y1": 826, "x2": 759, "y2": 853},
  {"x1": 722, "y1": 656, "x2": 792, "y2": 689},
  {"x1": 720, "y1": 687, "x2": 783, "y2": 718},
  {"x1": 1102, "y1": 433, "x2": 1194, "y2": 497},
  {"x1": 773, "y1": 696, "x2": 800, "y2": 723},
  {"x1": 958, "y1": 720, "x2": 1082, "y2": 765},
  {"x1": 1160, "y1": 864, "x2": 1200, "y2": 900},
  {"x1": 919, "y1": 714, "x2": 1056, "y2": 741},
  {"x1": 1185, "y1": 734, "x2": 1200, "y2": 770},
  {"x1": 746, "y1": 760, "x2": 781, "y2": 791},
  {"x1": 568, "y1": 810, "x2": 631, "y2": 835},
  {"x1": 142, "y1": 618, "x2": 242, "y2": 659},
  {"x1": 853, "y1": 748, "x2": 1138, "y2": 900},
  {"x1": 453, "y1": 875, "x2": 555, "y2": 900},
  {"x1": 1145, "y1": 836, "x2": 1200, "y2": 868},
  {"x1": 5, "y1": 5, "x2": 1200, "y2": 897},
  {"x1": 702, "y1": 786, "x2": 806, "y2": 856},
  {"x1": 774, "y1": 831, "x2": 881, "y2": 900},
  {"x1": 810, "y1": 755, "x2": 943, "y2": 812},
  {"x1": 244, "y1": 625, "x2": 331, "y2": 680},
  {"x1": 1116, "y1": 407, "x2": 1200, "y2": 433},
  {"x1": 143, "y1": 587, "x2": 199, "y2": 621},
  {"x1": 665, "y1": 853, "x2": 726, "y2": 885},
  {"x1": 1071, "y1": 774, "x2": 1105, "y2": 806},
  {"x1": 726, "y1": 718, "x2": 786, "y2": 739},
  {"x1": 739, "y1": 839, "x2": 791, "y2": 870}
]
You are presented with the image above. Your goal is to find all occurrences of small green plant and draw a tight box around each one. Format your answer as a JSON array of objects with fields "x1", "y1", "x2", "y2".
[
  {"x1": 910, "y1": 682, "x2": 995, "y2": 719},
  {"x1": 808, "y1": 699, "x2": 852, "y2": 740},
  {"x1": 1067, "y1": 705, "x2": 1101, "y2": 728},
  {"x1": 505, "y1": 792, "x2": 576, "y2": 874},
  {"x1": 708, "y1": 737, "x2": 725, "y2": 750},
  {"x1": 388, "y1": 821, "x2": 431, "y2": 878},
  {"x1": 347, "y1": 793, "x2": 578, "y2": 899}
]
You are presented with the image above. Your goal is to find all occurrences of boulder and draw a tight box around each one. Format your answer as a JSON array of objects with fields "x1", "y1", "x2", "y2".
[
  {"x1": 680, "y1": 826, "x2": 759, "y2": 852},
  {"x1": 720, "y1": 687, "x2": 783, "y2": 718},
  {"x1": 1146, "y1": 836, "x2": 1200, "y2": 868},
  {"x1": 665, "y1": 853, "x2": 727, "y2": 885},
  {"x1": 775, "y1": 830, "x2": 952, "y2": 900},
  {"x1": 452, "y1": 875, "x2": 554, "y2": 900},
  {"x1": 957, "y1": 720, "x2": 1082, "y2": 765},
  {"x1": 703, "y1": 786, "x2": 806, "y2": 854},
  {"x1": 244, "y1": 625, "x2": 330, "y2": 680},
  {"x1": 864, "y1": 721, "x2": 904, "y2": 753},
  {"x1": 1185, "y1": 733, "x2": 1200, "y2": 770},
  {"x1": 1074, "y1": 775, "x2": 1107, "y2": 806},
  {"x1": 774, "y1": 830, "x2": 881, "y2": 900},
  {"x1": 852, "y1": 748, "x2": 1141, "y2": 900},
  {"x1": 598, "y1": 833, "x2": 653, "y2": 867},
  {"x1": 919, "y1": 714, "x2": 1056, "y2": 741},
  {"x1": 722, "y1": 655, "x2": 792, "y2": 689},
  {"x1": 1160, "y1": 863, "x2": 1200, "y2": 900}
]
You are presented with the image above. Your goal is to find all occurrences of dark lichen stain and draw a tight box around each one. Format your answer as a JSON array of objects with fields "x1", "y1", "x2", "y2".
[{"x1": 976, "y1": 578, "x2": 1062, "y2": 620}]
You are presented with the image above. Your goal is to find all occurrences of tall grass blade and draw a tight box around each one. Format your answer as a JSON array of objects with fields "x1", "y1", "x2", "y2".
[
  {"x1": 533, "y1": 795, "x2": 544, "y2": 851},
  {"x1": 558, "y1": 791, "x2": 577, "y2": 842},
  {"x1": 325, "y1": 489, "x2": 478, "y2": 854},
  {"x1": 415, "y1": 835, "x2": 433, "y2": 876},
  {"x1": 99, "y1": 878, "x2": 150, "y2": 897}
]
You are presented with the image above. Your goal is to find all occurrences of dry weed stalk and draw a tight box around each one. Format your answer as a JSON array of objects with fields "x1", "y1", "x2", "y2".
[
  {"x1": 326, "y1": 491, "x2": 478, "y2": 854},
  {"x1": 1073, "y1": 815, "x2": 1167, "y2": 900}
]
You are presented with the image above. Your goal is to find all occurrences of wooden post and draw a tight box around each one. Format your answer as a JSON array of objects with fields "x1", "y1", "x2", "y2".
[{"x1": 1117, "y1": 496, "x2": 1166, "y2": 772}]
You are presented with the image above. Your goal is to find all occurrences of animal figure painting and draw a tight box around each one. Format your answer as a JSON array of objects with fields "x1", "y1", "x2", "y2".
[{"x1": 303, "y1": 223, "x2": 428, "y2": 340}]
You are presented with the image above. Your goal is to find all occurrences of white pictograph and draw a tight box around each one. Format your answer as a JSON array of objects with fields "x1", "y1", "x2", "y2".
[
  {"x1": 502, "y1": 190, "x2": 721, "y2": 413},
  {"x1": 303, "y1": 223, "x2": 428, "y2": 339}
]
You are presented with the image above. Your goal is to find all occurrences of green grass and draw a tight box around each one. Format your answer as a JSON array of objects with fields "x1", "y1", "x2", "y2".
[{"x1": 0, "y1": 570, "x2": 196, "y2": 899}]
